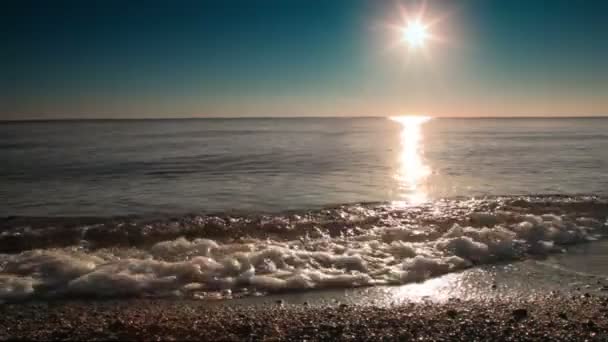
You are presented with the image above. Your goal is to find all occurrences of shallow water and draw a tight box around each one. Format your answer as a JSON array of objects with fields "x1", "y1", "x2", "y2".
[
  {"x1": 1, "y1": 117, "x2": 608, "y2": 301},
  {"x1": 1, "y1": 196, "x2": 606, "y2": 301}
]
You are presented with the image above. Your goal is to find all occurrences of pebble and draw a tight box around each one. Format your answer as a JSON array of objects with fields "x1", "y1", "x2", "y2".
[
  {"x1": 586, "y1": 319, "x2": 598, "y2": 332},
  {"x1": 512, "y1": 308, "x2": 528, "y2": 320},
  {"x1": 2, "y1": 296, "x2": 608, "y2": 340}
]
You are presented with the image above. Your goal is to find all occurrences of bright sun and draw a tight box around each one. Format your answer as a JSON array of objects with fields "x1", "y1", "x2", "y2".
[{"x1": 402, "y1": 19, "x2": 429, "y2": 48}]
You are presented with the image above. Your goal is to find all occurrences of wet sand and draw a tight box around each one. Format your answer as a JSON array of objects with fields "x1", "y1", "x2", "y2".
[{"x1": 2, "y1": 294, "x2": 608, "y2": 341}]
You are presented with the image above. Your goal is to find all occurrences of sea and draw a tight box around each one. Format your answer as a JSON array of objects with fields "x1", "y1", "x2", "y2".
[{"x1": 1, "y1": 117, "x2": 607, "y2": 303}]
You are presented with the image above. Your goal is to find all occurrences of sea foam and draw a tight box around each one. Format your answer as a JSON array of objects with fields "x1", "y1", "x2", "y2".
[{"x1": 0, "y1": 196, "x2": 606, "y2": 301}]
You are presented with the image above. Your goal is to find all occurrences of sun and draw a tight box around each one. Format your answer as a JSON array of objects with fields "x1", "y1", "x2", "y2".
[
  {"x1": 402, "y1": 19, "x2": 429, "y2": 48},
  {"x1": 381, "y1": 1, "x2": 449, "y2": 55}
]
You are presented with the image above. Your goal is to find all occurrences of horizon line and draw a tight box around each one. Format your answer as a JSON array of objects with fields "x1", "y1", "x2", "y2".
[{"x1": 1, "y1": 114, "x2": 607, "y2": 123}]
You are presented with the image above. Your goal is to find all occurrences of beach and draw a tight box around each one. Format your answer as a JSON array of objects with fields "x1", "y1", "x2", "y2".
[
  {"x1": 4, "y1": 0, "x2": 608, "y2": 338},
  {"x1": 4, "y1": 255, "x2": 608, "y2": 340},
  {"x1": 1, "y1": 118, "x2": 608, "y2": 340},
  {"x1": 2, "y1": 294, "x2": 608, "y2": 341}
]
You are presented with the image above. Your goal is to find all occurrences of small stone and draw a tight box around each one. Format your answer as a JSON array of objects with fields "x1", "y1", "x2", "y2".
[
  {"x1": 109, "y1": 319, "x2": 126, "y2": 330},
  {"x1": 585, "y1": 320, "x2": 598, "y2": 332},
  {"x1": 491, "y1": 284, "x2": 497, "y2": 290},
  {"x1": 512, "y1": 308, "x2": 528, "y2": 320}
]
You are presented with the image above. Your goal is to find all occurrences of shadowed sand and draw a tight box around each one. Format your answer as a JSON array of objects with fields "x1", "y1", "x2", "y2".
[{"x1": 1, "y1": 295, "x2": 608, "y2": 341}]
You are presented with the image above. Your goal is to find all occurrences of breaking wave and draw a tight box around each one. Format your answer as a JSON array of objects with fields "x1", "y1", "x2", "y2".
[{"x1": 1, "y1": 195, "x2": 607, "y2": 302}]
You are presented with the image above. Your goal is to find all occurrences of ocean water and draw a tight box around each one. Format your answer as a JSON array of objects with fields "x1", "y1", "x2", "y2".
[
  {"x1": 1, "y1": 117, "x2": 608, "y2": 301},
  {"x1": 2, "y1": 117, "x2": 607, "y2": 216}
]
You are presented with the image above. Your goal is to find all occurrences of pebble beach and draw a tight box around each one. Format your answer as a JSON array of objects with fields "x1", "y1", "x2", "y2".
[{"x1": 2, "y1": 294, "x2": 608, "y2": 341}]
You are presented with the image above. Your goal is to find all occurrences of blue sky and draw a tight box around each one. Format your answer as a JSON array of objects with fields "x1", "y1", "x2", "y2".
[{"x1": 1, "y1": 0, "x2": 607, "y2": 119}]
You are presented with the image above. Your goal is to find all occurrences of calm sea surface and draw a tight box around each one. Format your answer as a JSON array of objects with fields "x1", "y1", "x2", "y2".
[{"x1": 1, "y1": 117, "x2": 607, "y2": 217}]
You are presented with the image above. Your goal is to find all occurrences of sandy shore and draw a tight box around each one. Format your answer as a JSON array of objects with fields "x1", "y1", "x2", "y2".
[{"x1": 2, "y1": 294, "x2": 608, "y2": 341}]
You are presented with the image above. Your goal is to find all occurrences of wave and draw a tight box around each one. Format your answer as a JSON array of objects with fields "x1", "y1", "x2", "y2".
[{"x1": 1, "y1": 195, "x2": 607, "y2": 302}]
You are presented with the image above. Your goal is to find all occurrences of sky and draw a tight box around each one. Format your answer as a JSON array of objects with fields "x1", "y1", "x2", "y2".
[{"x1": 1, "y1": 0, "x2": 607, "y2": 119}]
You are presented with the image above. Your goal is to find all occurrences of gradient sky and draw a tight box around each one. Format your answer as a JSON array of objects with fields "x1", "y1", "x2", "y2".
[{"x1": 2, "y1": 0, "x2": 607, "y2": 119}]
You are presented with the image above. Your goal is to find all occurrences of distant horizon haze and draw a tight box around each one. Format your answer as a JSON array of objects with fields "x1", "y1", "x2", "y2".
[{"x1": 1, "y1": 114, "x2": 608, "y2": 122}]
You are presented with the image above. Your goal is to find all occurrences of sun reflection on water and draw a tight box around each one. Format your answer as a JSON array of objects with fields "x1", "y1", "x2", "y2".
[{"x1": 390, "y1": 116, "x2": 432, "y2": 205}]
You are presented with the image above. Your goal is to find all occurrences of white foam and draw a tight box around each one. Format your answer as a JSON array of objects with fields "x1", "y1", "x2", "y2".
[
  {"x1": 0, "y1": 210, "x2": 605, "y2": 301},
  {"x1": 0, "y1": 275, "x2": 38, "y2": 301}
]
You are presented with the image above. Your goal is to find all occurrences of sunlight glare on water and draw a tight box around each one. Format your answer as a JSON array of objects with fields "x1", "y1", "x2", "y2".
[{"x1": 390, "y1": 116, "x2": 432, "y2": 205}]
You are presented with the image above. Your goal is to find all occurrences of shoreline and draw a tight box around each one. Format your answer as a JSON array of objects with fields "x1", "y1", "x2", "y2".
[{"x1": 2, "y1": 295, "x2": 607, "y2": 340}]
